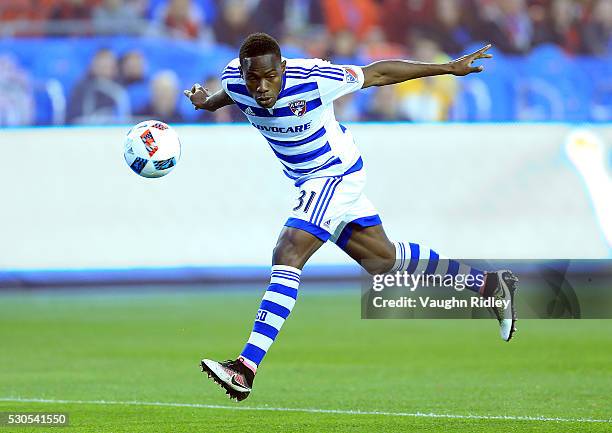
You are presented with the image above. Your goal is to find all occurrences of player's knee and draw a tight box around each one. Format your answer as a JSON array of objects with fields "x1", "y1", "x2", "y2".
[{"x1": 272, "y1": 237, "x2": 305, "y2": 268}]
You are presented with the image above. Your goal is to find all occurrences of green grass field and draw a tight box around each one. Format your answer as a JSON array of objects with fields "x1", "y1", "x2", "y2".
[{"x1": 1, "y1": 287, "x2": 611, "y2": 432}]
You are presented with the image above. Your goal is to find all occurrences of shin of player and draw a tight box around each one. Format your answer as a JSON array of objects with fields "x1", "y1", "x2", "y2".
[
  {"x1": 389, "y1": 242, "x2": 488, "y2": 294},
  {"x1": 385, "y1": 241, "x2": 518, "y2": 340},
  {"x1": 239, "y1": 265, "x2": 301, "y2": 373}
]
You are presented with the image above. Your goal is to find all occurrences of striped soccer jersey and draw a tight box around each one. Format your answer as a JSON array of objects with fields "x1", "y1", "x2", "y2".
[{"x1": 220, "y1": 58, "x2": 365, "y2": 185}]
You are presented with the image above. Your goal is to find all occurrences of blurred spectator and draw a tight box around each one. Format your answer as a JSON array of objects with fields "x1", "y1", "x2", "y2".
[
  {"x1": 0, "y1": 0, "x2": 34, "y2": 22},
  {"x1": 329, "y1": 30, "x2": 363, "y2": 63},
  {"x1": 48, "y1": 0, "x2": 93, "y2": 19},
  {"x1": 0, "y1": 55, "x2": 34, "y2": 126},
  {"x1": 92, "y1": 0, "x2": 144, "y2": 35},
  {"x1": 67, "y1": 48, "x2": 130, "y2": 124},
  {"x1": 291, "y1": 25, "x2": 331, "y2": 58},
  {"x1": 2, "y1": 0, "x2": 611, "y2": 125},
  {"x1": 529, "y1": 0, "x2": 554, "y2": 47},
  {"x1": 362, "y1": 27, "x2": 407, "y2": 61},
  {"x1": 432, "y1": 0, "x2": 473, "y2": 55},
  {"x1": 582, "y1": 0, "x2": 612, "y2": 55},
  {"x1": 119, "y1": 50, "x2": 149, "y2": 112},
  {"x1": 136, "y1": 70, "x2": 184, "y2": 123},
  {"x1": 213, "y1": 0, "x2": 257, "y2": 47},
  {"x1": 251, "y1": 0, "x2": 324, "y2": 41},
  {"x1": 540, "y1": 0, "x2": 583, "y2": 53},
  {"x1": 119, "y1": 50, "x2": 147, "y2": 85},
  {"x1": 473, "y1": 0, "x2": 533, "y2": 54},
  {"x1": 0, "y1": 0, "x2": 49, "y2": 35},
  {"x1": 394, "y1": 38, "x2": 458, "y2": 121},
  {"x1": 198, "y1": 75, "x2": 244, "y2": 123},
  {"x1": 278, "y1": 29, "x2": 311, "y2": 57},
  {"x1": 321, "y1": 0, "x2": 380, "y2": 40},
  {"x1": 379, "y1": 0, "x2": 436, "y2": 47},
  {"x1": 364, "y1": 85, "x2": 404, "y2": 120},
  {"x1": 124, "y1": 0, "x2": 149, "y2": 16},
  {"x1": 159, "y1": 0, "x2": 204, "y2": 39},
  {"x1": 47, "y1": 0, "x2": 93, "y2": 35}
]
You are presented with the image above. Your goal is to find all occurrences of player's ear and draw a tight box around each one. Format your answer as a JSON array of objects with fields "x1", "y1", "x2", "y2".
[{"x1": 281, "y1": 60, "x2": 286, "y2": 73}]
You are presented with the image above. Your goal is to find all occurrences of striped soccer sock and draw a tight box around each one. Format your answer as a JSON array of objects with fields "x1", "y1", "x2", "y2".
[
  {"x1": 239, "y1": 265, "x2": 300, "y2": 372},
  {"x1": 391, "y1": 242, "x2": 486, "y2": 294}
]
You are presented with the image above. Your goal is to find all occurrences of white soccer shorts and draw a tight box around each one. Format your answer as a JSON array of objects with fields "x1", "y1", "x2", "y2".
[{"x1": 284, "y1": 169, "x2": 381, "y2": 247}]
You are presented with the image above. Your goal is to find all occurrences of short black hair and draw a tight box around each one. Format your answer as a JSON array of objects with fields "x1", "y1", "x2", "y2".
[{"x1": 239, "y1": 32, "x2": 281, "y2": 62}]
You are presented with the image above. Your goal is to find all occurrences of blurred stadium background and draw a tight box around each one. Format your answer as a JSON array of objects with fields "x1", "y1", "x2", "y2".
[
  {"x1": 1, "y1": 1, "x2": 611, "y2": 432},
  {"x1": 0, "y1": 0, "x2": 611, "y2": 125},
  {"x1": 0, "y1": 0, "x2": 610, "y2": 283}
]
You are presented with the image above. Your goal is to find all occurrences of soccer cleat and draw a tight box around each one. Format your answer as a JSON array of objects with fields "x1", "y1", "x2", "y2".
[
  {"x1": 200, "y1": 357, "x2": 255, "y2": 402},
  {"x1": 484, "y1": 270, "x2": 519, "y2": 342}
]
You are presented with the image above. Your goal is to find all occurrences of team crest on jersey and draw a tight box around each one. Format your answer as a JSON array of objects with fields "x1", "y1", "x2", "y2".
[
  {"x1": 140, "y1": 129, "x2": 158, "y2": 157},
  {"x1": 289, "y1": 99, "x2": 307, "y2": 117},
  {"x1": 344, "y1": 67, "x2": 358, "y2": 83}
]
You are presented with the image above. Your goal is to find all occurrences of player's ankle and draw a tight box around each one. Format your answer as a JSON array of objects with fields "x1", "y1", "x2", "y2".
[{"x1": 238, "y1": 356, "x2": 257, "y2": 375}]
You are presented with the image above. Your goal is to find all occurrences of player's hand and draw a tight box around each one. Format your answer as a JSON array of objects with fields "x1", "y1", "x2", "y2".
[
  {"x1": 449, "y1": 44, "x2": 493, "y2": 76},
  {"x1": 183, "y1": 83, "x2": 211, "y2": 110}
]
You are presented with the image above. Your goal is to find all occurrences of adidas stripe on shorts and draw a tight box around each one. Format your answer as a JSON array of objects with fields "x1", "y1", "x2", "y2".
[{"x1": 284, "y1": 169, "x2": 381, "y2": 245}]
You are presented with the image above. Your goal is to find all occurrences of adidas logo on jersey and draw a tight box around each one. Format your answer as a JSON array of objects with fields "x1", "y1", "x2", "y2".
[
  {"x1": 244, "y1": 107, "x2": 255, "y2": 115},
  {"x1": 323, "y1": 219, "x2": 331, "y2": 227}
]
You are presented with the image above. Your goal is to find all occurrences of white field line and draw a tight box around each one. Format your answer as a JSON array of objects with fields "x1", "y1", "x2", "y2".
[{"x1": 0, "y1": 397, "x2": 610, "y2": 424}]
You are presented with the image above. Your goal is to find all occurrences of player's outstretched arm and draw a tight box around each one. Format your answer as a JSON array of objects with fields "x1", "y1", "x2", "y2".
[
  {"x1": 361, "y1": 44, "x2": 493, "y2": 88},
  {"x1": 183, "y1": 83, "x2": 235, "y2": 111}
]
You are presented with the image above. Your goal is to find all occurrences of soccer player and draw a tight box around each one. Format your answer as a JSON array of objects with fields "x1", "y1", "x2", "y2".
[{"x1": 184, "y1": 33, "x2": 519, "y2": 402}]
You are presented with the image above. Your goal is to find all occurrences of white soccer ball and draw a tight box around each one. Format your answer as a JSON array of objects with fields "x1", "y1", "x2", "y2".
[{"x1": 124, "y1": 120, "x2": 181, "y2": 178}]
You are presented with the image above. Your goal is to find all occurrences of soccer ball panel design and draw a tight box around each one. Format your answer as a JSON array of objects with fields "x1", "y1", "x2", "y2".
[{"x1": 123, "y1": 120, "x2": 181, "y2": 178}]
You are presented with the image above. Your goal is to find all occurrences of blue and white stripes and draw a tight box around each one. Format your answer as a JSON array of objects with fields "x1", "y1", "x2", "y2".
[
  {"x1": 262, "y1": 123, "x2": 337, "y2": 179},
  {"x1": 391, "y1": 242, "x2": 484, "y2": 291},
  {"x1": 221, "y1": 65, "x2": 241, "y2": 81},
  {"x1": 309, "y1": 177, "x2": 342, "y2": 226},
  {"x1": 241, "y1": 265, "x2": 301, "y2": 367},
  {"x1": 285, "y1": 65, "x2": 345, "y2": 81},
  {"x1": 221, "y1": 64, "x2": 345, "y2": 82},
  {"x1": 220, "y1": 57, "x2": 365, "y2": 185}
]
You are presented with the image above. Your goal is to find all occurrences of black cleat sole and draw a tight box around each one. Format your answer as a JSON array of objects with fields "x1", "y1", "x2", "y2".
[{"x1": 199, "y1": 360, "x2": 250, "y2": 402}]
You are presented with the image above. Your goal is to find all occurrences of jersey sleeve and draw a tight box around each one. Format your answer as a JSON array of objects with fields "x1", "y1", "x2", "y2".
[
  {"x1": 315, "y1": 62, "x2": 365, "y2": 105},
  {"x1": 220, "y1": 58, "x2": 241, "y2": 98}
]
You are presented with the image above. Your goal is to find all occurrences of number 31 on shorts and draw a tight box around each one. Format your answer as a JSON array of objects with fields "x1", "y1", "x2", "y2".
[{"x1": 293, "y1": 190, "x2": 317, "y2": 213}]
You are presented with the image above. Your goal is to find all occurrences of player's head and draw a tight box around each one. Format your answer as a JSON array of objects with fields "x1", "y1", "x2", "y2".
[{"x1": 239, "y1": 32, "x2": 286, "y2": 108}]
